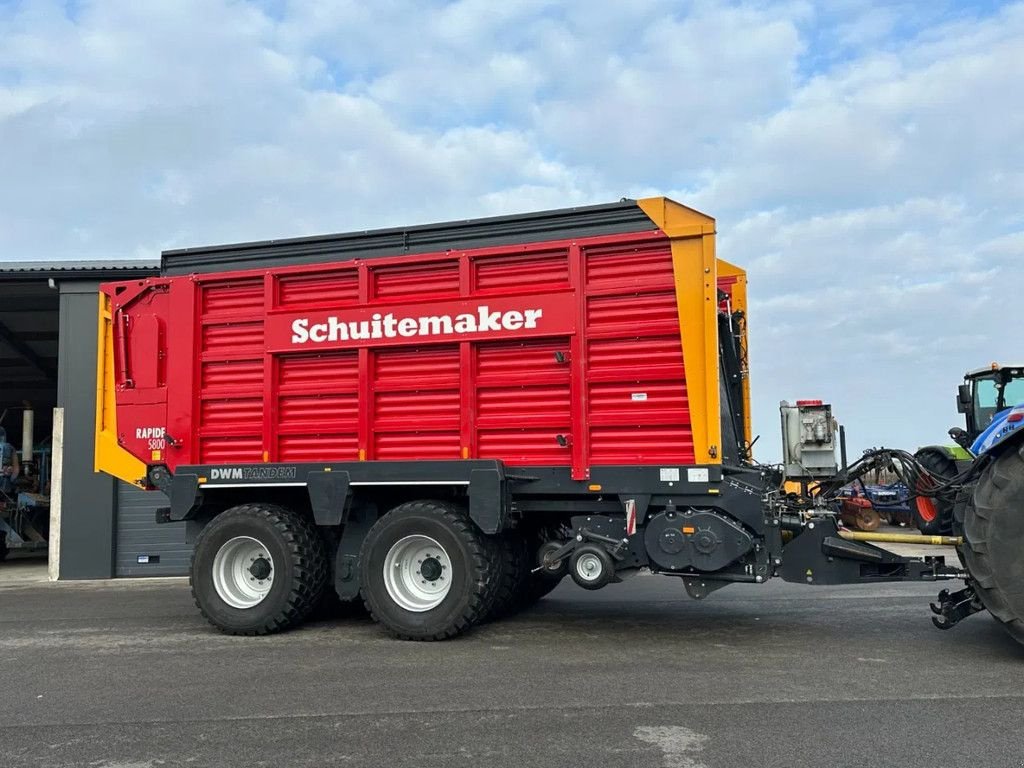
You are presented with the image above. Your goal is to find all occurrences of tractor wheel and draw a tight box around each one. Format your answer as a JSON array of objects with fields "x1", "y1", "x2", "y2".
[
  {"x1": 358, "y1": 500, "x2": 499, "y2": 640},
  {"x1": 912, "y1": 448, "x2": 957, "y2": 535},
  {"x1": 0, "y1": 533, "x2": 8, "y2": 562},
  {"x1": 955, "y1": 443, "x2": 1024, "y2": 647},
  {"x1": 191, "y1": 504, "x2": 328, "y2": 636}
]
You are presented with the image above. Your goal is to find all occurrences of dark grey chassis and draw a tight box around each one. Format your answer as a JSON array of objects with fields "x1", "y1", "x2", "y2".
[{"x1": 149, "y1": 458, "x2": 967, "y2": 613}]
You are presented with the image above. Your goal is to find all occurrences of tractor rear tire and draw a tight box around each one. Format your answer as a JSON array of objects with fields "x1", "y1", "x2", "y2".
[
  {"x1": 912, "y1": 448, "x2": 956, "y2": 536},
  {"x1": 955, "y1": 443, "x2": 1024, "y2": 647},
  {"x1": 191, "y1": 504, "x2": 328, "y2": 636},
  {"x1": 358, "y1": 500, "x2": 499, "y2": 640}
]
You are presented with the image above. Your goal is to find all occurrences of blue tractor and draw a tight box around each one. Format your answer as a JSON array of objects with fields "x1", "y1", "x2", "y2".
[
  {"x1": 870, "y1": 364, "x2": 1024, "y2": 643},
  {"x1": 909, "y1": 364, "x2": 1024, "y2": 535},
  {"x1": 948, "y1": 395, "x2": 1024, "y2": 644},
  {"x1": 819, "y1": 370, "x2": 1024, "y2": 644}
]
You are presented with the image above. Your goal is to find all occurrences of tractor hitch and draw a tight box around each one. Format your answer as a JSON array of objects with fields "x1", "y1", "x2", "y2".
[{"x1": 930, "y1": 585, "x2": 984, "y2": 630}]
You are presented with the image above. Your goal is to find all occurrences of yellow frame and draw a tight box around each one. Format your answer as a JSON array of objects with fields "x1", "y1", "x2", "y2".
[
  {"x1": 638, "y1": 197, "x2": 732, "y2": 465},
  {"x1": 94, "y1": 292, "x2": 148, "y2": 485}
]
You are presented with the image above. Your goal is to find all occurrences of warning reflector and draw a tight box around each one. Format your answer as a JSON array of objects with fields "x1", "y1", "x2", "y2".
[{"x1": 625, "y1": 499, "x2": 637, "y2": 536}]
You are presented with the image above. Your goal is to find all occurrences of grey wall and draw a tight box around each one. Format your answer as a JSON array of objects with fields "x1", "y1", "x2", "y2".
[{"x1": 57, "y1": 281, "x2": 117, "y2": 579}]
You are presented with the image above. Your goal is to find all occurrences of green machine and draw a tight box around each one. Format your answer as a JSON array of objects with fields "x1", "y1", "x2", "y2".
[{"x1": 910, "y1": 364, "x2": 1024, "y2": 534}]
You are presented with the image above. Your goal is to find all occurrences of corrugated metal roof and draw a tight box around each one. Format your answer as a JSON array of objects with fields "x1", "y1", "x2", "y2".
[
  {"x1": 0, "y1": 260, "x2": 159, "y2": 272},
  {"x1": 0, "y1": 260, "x2": 159, "y2": 280}
]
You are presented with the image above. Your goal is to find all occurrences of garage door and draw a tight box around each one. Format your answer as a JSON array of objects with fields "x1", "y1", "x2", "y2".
[{"x1": 115, "y1": 483, "x2": 191, "y2": 577}]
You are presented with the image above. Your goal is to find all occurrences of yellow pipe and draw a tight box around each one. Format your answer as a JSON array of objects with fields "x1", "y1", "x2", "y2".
[{"x1": 839, "y1": 530, "x2": 962, "y2": 546}]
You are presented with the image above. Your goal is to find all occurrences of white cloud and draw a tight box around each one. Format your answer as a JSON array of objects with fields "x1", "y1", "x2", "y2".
[{"x1": 0, "y1": 0, "x2": 1021, "y2": 457}]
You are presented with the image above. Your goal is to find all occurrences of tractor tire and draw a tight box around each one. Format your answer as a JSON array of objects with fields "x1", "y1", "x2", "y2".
[
  {"x1": 0, "y1": 533, "x2": 8, "y2": 563},
  {"x1": 190, "y1": 503, "x2": 328, "y2": 636},
  {"x1": 358, "y1": 500, "x2": 499, "y2": 640},
  {"x1": 955, "y1": 443, "x2": 1024, "y2": 647},
  {"x1": 912, "y1": 448, "x2": 957, "y2": 536}
]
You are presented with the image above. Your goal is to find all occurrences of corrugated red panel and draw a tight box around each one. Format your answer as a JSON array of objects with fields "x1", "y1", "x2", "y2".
[
  {"x1": 475, "y1": 337, "x2": 571, "y2": 464},
  {"x1": 276, "y1": 269, "x2": 359, "y2": 308},
  {"x1": 113, "y1": 228, "x2": 700, "y2": 473},
  {"x1": 473, "y1": 250, "x2": 570, "y2": 293},
  {"x1": 585, "y1": 292, "x2": 680, "y2": 337},
  {"x1": 278, "y1": 394, "x2": 358, "y2": 428},
  {"x1": 583, "y1": 241, "x2": 695, "y2": 464},
  {"x1": 201, "y1": 359, "x2": 263, "y2": 391},
  {"x1": 278, "y1": 434, "x2": 359, "y2": 462},
  {"x1": 200, "y1": 279, "x2": 264, "y2": 315},
  {"x1": 372, "y1": 346, "x2": 460, "y2": 459},
  {"x1": 278, "y1": 352, "x2": 358, "y2": 390},
  {"x1": 584, "y1": 241, "x2": 674, "y2": 287},
  {"x1": 587, "y1": 336, "x2": 684, "y2": 380},
  {"x1": 372, "y1": 260, "x2": 459, "y2": 300},
  {"x1": 201, "y1": 322, "x2": 264, "y2": 354},
  {"x1": 478, "y1": 428, "x2": 570, "y2": 463},
  {"x1": 200, "y1": 397, "x2": 262, "y2": 430},
  {"x1": 375, "y1": 431, "x2": 461, "y2": 460},
  {"x1": 198, "y1": 279, "x2": 266, "y2": 463},
  {"x1": 200, "y1": 435, "x2": 263, "y2": 463},
  {"x1": 590, "y1": 425, "x2": 694, "y2": 463},
  {"x1": 277, "y1": 352, "x2": 359, "y2": 460},
  {"x1": 373, "y1": 346, "x2": 460, "y2": 387}
]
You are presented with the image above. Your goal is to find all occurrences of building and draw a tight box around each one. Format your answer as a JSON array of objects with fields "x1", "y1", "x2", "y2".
[{"x1": 0, "y1": 262, "x2": 193, "y2": 579}]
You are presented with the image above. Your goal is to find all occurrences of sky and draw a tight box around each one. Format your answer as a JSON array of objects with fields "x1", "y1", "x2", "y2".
[{"x1": 1, "y1": 0, "x2": 1022, "y2": 461}]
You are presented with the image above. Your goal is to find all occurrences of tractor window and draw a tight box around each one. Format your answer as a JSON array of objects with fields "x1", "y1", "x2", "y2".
[
  {"x1": 1003, "y1": 378, "x2": 1024, "y2": 409},
  {"x1": 974, "y1": 379, "x2": 999, "y2": 427}
]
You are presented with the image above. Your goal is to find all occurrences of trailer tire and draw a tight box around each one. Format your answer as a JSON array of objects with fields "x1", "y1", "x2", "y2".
[
  {"x1": 518, "y1": 572, "x2": 564, "y2": 608},
  {"x1": 190, "y1": 504, "x2": 328, "y2": 636},
  {"x1": 485, "y1": 533, "x2": 528, "y2": 621},
  {"x1": 359, "y1": 500, "x2": 498, "y2": 640},
  {"x1": 311, "y1": 587, "x2": 369, "y2": 621},
  {"x1": 955, "y1": 444, "x2": 1024, "y2": 646},
  {"x1": 912, "y1": 448, "x2": 956, "y2": 536}
]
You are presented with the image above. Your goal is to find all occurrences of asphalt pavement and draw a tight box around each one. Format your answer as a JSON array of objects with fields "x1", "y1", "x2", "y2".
[{"x1": 1, "y1": 571, "x2": 1022, "y2": 768}]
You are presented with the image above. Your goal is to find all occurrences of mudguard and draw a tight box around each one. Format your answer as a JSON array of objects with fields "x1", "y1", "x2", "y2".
[{"x1": 971, "y1": 404, "x2": 1024, "y2": 456}]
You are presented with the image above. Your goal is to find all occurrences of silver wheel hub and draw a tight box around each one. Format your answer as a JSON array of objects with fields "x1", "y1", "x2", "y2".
[
  {"x1": 212, "y1": 536, "x2": 275, "y2": 609},
  {"x1": 382, "y1": 535, "x2": 452, "y2": 612},
  {"x1": 576, "y1": 553, "x2": 603, "y2": 582}
]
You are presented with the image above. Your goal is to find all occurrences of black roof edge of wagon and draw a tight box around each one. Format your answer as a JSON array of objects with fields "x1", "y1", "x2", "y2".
[{"x1": 161, "y1": 199, "x2": 654, "y2": 275}]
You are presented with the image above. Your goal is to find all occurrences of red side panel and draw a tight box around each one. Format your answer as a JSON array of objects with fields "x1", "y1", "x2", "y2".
[
  {"x1": 108, "y1": 231, "x2": 698, "y2": 475},
  {"x1": 197, "y1": 277, "x2": 265, "y2": 464},
  {"x1": 583, "y1": 239, "x2": 694, "y2": 464}
]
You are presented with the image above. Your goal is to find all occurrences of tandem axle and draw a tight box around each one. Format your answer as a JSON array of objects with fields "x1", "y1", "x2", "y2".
[{"x1": 147, "y1": 450, "x2": 972, "y2": 640}]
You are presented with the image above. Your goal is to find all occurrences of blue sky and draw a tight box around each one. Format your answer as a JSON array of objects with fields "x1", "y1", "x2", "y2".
[{"x1": 1, "y1": 0, "x2": 1022, "y2": 459}]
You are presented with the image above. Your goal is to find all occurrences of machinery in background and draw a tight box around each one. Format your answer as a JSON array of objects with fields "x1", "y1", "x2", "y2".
[
  {"x1": 837, "y1": 482, "x2": 912, "y2": 532},
  {"x1": 909, "y1": 364, "x2": 1024, "y2": 535},
  {"x1": 0, "y1": 406, "x2": 50, "y2": 562}
]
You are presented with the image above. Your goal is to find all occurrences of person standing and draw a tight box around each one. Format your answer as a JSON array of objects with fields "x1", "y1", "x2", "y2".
[{"x1": 0, "y1": 427, "x2": 20, "y2": 497}]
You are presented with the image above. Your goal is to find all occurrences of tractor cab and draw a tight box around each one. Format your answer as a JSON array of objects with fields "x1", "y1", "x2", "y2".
[{"x1": 956, "y1": 364, "x2": 1024, "y2": 443}]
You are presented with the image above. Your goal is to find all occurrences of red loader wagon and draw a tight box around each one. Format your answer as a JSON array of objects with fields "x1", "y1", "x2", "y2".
[{"x1": 93, "y1": 197, "x2": 1024, "y2": 646}]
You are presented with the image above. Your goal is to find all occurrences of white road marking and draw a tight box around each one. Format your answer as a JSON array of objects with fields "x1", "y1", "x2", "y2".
[{"x1": 634, "y1": 725, "x2": 709, "y2": 768}]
